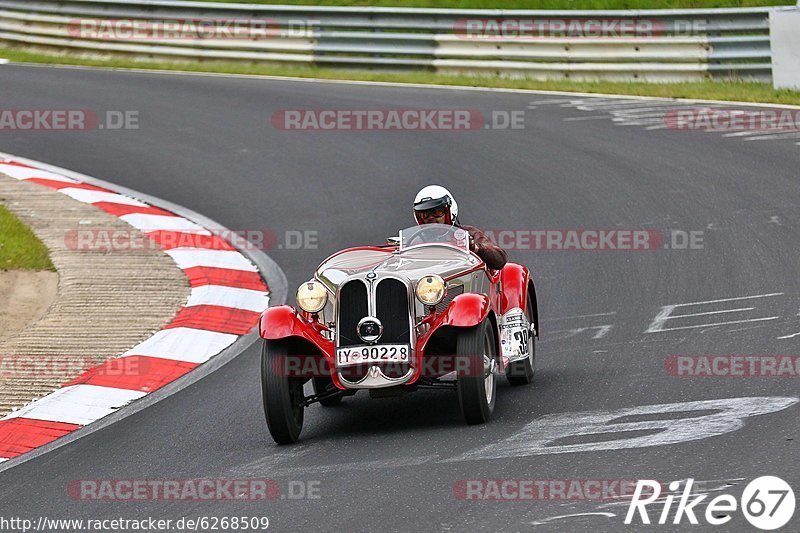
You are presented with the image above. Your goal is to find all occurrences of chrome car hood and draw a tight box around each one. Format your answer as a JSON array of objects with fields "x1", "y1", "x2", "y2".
[{"x1": 316, "y1": 245, "x2": 478, "y2": 292}]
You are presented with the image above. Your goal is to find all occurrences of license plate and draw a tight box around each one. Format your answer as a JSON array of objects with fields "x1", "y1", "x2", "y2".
[{"x1": 336, "y1": 344, "x2": 410, "y2": 367}]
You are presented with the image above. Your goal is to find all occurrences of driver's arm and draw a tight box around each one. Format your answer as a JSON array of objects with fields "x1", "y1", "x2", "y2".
[{"x1": 462, "y1": 225, "x2": 508, "y2": 270}]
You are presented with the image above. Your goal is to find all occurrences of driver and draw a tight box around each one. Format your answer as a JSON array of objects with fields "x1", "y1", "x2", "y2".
[{"x1": 413, "y1": 185, "x2": 508, "y2": 270}]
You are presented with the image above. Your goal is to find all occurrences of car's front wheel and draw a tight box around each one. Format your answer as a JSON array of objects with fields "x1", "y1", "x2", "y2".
[
  {"x1": 456, "y1": 319, "x2": 498, "y2": 424},
  {"x1": 261, "y1": 340, "x2": 305, "y2": 444}
]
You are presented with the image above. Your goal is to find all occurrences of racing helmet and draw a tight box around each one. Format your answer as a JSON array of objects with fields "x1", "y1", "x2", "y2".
[{"x1": 413, "y1": 185, "x2": 459, "y2": 226}]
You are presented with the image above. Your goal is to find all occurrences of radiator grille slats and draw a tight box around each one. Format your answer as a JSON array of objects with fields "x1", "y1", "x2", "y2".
[
  {"x1": 375, "y1": 278, "x2": 411, "y2": 345},
  {"x1": 435, "y1": 284, "x2": 464, "y2": 314},
  {"x1": 338, "y1": 280, "x2": 368, "y2": 347}
]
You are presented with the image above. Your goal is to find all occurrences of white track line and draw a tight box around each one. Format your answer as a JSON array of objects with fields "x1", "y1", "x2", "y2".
[
  {"x1": 650, "y1": 316, "x2": 780, "y2": 333},
  {"x1": 671, "y1": 292, "x2": 783, "y2": 307},
  {"x1": 668, "y1": 308, "x2": 755, "y2": 319},
  {"x1": 745, "y1": 132, "x2": 800, "y2": 141}
]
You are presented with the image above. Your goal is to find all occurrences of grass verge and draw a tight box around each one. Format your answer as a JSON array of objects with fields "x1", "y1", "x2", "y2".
[
  {"x1": 0, "y1": 204, "x2": 55, "y2": 271},
  {"x1": 0, "y1": 45, "x2": 798, "y2": 106}
]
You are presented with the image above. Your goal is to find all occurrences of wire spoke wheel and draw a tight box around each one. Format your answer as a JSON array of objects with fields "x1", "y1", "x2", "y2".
[{"x1": 457, "y1": 318, "x2": 498, "y2": 425}]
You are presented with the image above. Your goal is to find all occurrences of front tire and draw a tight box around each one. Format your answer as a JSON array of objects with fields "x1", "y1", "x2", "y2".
[
  {"x1": 456, "y1": 319, "x2": 498, "y2": 424},
  {"x1": 506, "y1": 291, "x2": 536, "y2": 386},
  {"x1": 261, "y1": 340, "x2": 305, "y2": 444}
]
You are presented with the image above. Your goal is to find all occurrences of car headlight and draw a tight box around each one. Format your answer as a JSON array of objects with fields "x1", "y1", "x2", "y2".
[
  {"x1": 296, "y1": 280, "x2": 328, "y2": 313},
  {"x1": 416, "y1": 274, "x2": 446, "y2": 306}
]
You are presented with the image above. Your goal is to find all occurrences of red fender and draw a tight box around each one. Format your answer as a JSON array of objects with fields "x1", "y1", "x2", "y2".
[
  {"x1": 418, "y1": 293, "x2": 492, "y2": 356},
  {"x1": 415, "y1": 293, "x2": 497, "y2": 380},
  {"x1": 258, "y1": 305, "x2": 333, "y2": 356},
  {"x1": 259, "y1": 305, "x2": 345, "y2": 388},
  {"x1": 500, "y1": 263, "x2": 529, "y2": 312},
  {"x1": 500, "y1": 262, "x2": 539, "y2": 337},
  {"x1": 436, "y1": 293, "x2": 491, "y2": 328}
]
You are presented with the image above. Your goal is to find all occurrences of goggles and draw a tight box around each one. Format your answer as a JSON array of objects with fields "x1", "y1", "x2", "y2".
[{"x1": 416, "y1": 207, "x2": 448, "y2": 221}]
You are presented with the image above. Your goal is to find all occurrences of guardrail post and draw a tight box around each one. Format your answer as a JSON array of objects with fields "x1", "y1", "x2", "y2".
[{"x1": 770, "y1": 7, "x2": 800, "y2": 89}]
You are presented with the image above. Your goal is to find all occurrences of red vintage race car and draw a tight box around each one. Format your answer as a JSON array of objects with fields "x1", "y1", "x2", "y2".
[{"x1": 258, "y1": 224, "x2": 539, "y2": 444}]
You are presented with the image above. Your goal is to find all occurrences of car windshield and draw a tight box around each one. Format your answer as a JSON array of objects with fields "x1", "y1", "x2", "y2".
[{"x1": 399, "y1": 224, "x2": 470, "y2": 252}]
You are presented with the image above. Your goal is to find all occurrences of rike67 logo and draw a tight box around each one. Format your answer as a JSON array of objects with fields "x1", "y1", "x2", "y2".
[{"x1": 626, "y1": 476, "x2": 795, "y2": 530}]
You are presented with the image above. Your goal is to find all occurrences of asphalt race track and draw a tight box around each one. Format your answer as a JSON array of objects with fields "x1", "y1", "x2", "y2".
[{"x1": 0, "y1": 64, "x2": 798, "y2": 532}]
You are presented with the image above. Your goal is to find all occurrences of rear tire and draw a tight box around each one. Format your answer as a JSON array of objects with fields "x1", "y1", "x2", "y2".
[
  {"x1": 506, "y1": 292, "x2": 536, "y2": 386},
  {"x1": 261, "y1": 340, "x2": 305, "y2": 444},
  {"x1": 456, "y1": 319, "x2": 498, "y2": 425}
]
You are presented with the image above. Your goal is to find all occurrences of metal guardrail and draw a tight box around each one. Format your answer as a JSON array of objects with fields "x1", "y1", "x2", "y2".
[{"x1": 0, "y1": 0, "x2": 776, "y2": 82}]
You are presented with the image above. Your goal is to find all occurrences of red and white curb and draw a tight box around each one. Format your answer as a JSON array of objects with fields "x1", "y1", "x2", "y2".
[{"x1": 0, "y1": 157, "x2": 270, "y2": 462}]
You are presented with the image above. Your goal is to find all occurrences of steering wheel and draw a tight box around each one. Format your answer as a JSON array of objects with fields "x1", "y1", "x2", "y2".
[
  {"x1": 404, "y1": 225, "x2": 452, "y2": 247},
  {"x1": 404, "y1": 226, "x2": 472, "y2": 252}
]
